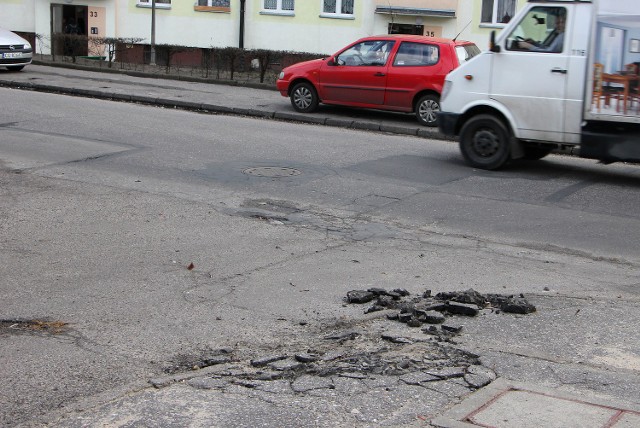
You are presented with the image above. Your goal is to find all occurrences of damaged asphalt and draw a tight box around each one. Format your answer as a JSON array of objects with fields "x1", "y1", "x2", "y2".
[{"x1": 1, "y1": 63, "x2": 640, "y2": 427}]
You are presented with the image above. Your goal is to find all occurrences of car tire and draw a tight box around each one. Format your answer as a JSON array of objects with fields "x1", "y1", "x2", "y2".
[
  {"x1": 459, "y1": 114, "x2": 511, "y2": 170},
  {"x1": 6, "y1": 65, "x2": 25, "y2": 71},
  {"x1": 290, "y1": 82, "x2": 319, "y2": 113},
  {"x1": 415, "y1": 94, "x2": 440, "y2": 127}
]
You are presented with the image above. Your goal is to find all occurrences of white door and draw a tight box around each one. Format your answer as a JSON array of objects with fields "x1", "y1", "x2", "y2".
[{"x1": 492, "y1": 5, "x2": 572, "y2": 142}]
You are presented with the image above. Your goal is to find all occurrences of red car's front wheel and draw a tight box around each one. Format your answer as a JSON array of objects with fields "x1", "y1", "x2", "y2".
[{"x1": 290, "y1": 82, "x2": 319, "y2": 113}]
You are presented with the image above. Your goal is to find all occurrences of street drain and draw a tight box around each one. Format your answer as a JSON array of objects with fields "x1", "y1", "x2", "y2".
[{"x1": 243, "y1": 167, "x2": 301, "y2": 178}]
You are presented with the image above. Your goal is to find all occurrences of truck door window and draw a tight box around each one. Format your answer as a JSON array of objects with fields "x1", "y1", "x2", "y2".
[{"x1": 506, "y1": 7, "x2": 567, "y2": 53}]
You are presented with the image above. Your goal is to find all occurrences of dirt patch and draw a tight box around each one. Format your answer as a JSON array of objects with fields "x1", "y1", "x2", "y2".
[{"x1": 0, "y1": 319, "x2": 69, "y2": 336}]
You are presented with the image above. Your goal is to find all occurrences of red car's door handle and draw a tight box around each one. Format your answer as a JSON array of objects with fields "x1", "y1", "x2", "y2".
[{"x1": 374, "y1": 72, "x2": 386, "y2": 77}]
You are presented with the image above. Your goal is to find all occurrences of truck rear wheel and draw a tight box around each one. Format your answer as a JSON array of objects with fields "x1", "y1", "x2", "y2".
[{"x1": 459, "y1": 114, "x2": 511, "y2": 170}]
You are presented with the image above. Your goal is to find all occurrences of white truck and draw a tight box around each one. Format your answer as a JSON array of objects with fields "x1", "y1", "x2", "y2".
[{"x1": 438, "y1": 0, "x2": 640, "y2": 169}]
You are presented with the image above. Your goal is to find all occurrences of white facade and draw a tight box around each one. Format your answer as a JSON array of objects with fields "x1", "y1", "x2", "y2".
[{"x1": 0, "y1": 0, "x2": 526, "y2": 57}]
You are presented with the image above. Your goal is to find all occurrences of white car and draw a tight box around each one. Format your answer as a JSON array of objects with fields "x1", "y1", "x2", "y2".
[{"x1": 0, "y1": 28, "x2": 32, "y2": 71}]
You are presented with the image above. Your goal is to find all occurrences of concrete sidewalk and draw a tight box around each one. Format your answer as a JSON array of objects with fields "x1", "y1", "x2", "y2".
[
  {"x1": 0, "y1": 61, "x2": 449, "y2": 141},
  {"x1": 433, "y1": 378, "x2": 640, "y2": 428}
]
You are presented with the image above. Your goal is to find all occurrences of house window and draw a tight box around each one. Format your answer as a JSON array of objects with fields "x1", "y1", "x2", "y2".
[
  {"x1": 481, "y1": 0, "x2": 516, "y2": 25},
  {"x1": 321, "y1": 0, "x2": 354, "y2": 18},
  {"x1": 263, "y1": 0, "x2": 294, "y2": 14},
  {"x1": 197, "y1": 0, "x2": 230, "y2": 7},
  {"x1": 137, "y1": 0, "x2": 171, "y2": 9},
  {"x1": 194, "y1": 0, "x2": 230, "y2": 12}
]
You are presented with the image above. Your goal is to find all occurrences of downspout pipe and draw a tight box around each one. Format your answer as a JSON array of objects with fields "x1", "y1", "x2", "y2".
[
  {"x1": 150, "y1": 0, "x2": 156, "y2": 65},
  {"x1": 239, "y1": 0, "x2": 246, "y2": 49}
]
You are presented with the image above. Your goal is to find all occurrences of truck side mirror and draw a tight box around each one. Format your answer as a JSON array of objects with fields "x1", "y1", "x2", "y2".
[{"x1": 489, "y1": 31, "x2": 501, "y2": 53}]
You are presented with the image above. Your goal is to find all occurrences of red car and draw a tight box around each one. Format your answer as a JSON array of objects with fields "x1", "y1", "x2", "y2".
[{"x1": 276, "y1": 35, "x2": 480, "y2": 127}]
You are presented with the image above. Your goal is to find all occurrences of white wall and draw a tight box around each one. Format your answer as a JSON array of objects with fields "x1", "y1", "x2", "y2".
[
  {"x1": 1, "y1": 0, "x2": 516, "y2": 56},
  {"x1": 0, "y1": 0, "x2": 35, "y2": 32}
]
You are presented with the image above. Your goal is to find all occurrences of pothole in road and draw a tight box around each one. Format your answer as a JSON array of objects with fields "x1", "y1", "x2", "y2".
[
  {"x1": 249, "y1": 213, "x2": 289, "y2": 223},
  {"x1": 158, "y1": 289, "x2": 535, "y2": 394},
  {"x1": 241, "y1": 198, "x2": 301, "y2": 214},
  {"x1": 159, "y1": 326, "x2": 487, "y2": 389},
  {"x1": 242, "y1": 167, "x2": 302, "y2": 178},
  {"x1": 234, "y1": 198, "x2": 304, "y2": 224},
  {"x1": 0, "y1": 319, "x2": 69, "y2": 336}
]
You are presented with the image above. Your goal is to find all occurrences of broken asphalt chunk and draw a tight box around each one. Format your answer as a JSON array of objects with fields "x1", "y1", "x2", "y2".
[
  {"x1": 269, "y1": 358, "x2": 302, "y2": 371},
  {"x1": 436, "y1": 289, "x2": 486, "y2": 306},
  {"x1": 422, "y1": 325, "x2": 439, "y2": 334},
  {"x1": 376, "y1": 295, "x2": 397, "y2": 308},
  {"x1": 324, "y1": 331, "x2": 360, "y2": 341},
  {"x1": 415, "y1": 301, "x2": 448, "y2": 312},
  {"x1": 386, "y1": 290, "x2": 402, "y2": 299},
  {"x1": 381, "y1": 334, "x2": 413, "y2": 344},
  {"x1": 365, "y1": 305, "x2": 385, "y2": 314},
  {"x1": 399, "y1": 372, "x2": 440, "y2": 385},
  {"x1": 339, "y1": 372, "x2": 368, "y2": 379},
  {"x1": 250, "y1": 355, "x2": 288, "y2": 367},
  {"x1": 425, "y1": 366, "x2": 466, "y2": 380},
  {"x1": 345, "y1": 288, "x2": 536, "y2": 333},
  {"x1": 484, "y1": 293, "x2": 537, "y2": 313},
  {"x1": 441, "y1": 323, "x2": 463, "y2": 333},
  {"x1": 346, "y1": 290, "x2": 375, "y2": 304},
  {"x1": 422, "y1": 310, "x2": 446, "y2": 324},
  {"x1": 407, "y1": 318, "x2": 422, "y2": 327},
  {"x1": 446, "y1": 301, "x2": 480, "y2": 316},
  {"x1": 501, "y1": 298, "x2": 536, "y2": 314},
  {"x1": 398, "y1": 313, "x2": 413, "y2": 323},
  {"x1": 202, "y1": 355, "x2": 232, "y2": 366},
  {"x1": 295, "y1": 353, "x2": 320, "y2": 363},
  {"x1": 464, "y1": 365, "x2": 497, "y2": 388},
  {"x1": 399, "y1": 302, "x2": 416, "y2": 313}
]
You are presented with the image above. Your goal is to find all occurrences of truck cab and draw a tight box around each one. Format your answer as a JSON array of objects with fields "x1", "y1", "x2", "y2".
[{"x1": 439, "y1": 0, "x2": 640, "y2": 170}]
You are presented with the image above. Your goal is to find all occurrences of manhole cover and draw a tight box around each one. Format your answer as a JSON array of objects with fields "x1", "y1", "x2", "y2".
[{"x1": 243, "y1": 167, "x2": 301, "y2": 178}]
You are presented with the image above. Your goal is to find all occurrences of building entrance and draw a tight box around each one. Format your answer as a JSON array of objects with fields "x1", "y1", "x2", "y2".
[
  {"x1": 388, "y1": 23, "x2": 425, "y2": 35},
  {"x1": 51, "y1": 4, "x2": 88, "y2": 57}
]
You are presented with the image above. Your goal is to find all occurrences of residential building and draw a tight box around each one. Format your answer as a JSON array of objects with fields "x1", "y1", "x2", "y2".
[{"x1": 1, "y1": 0, "x2": 525, "y2": 58}]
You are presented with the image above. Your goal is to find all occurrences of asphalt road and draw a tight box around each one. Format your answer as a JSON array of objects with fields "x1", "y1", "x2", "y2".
[{"x1": 1, "y1": 73, "x2": 640, "y2": 427}]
